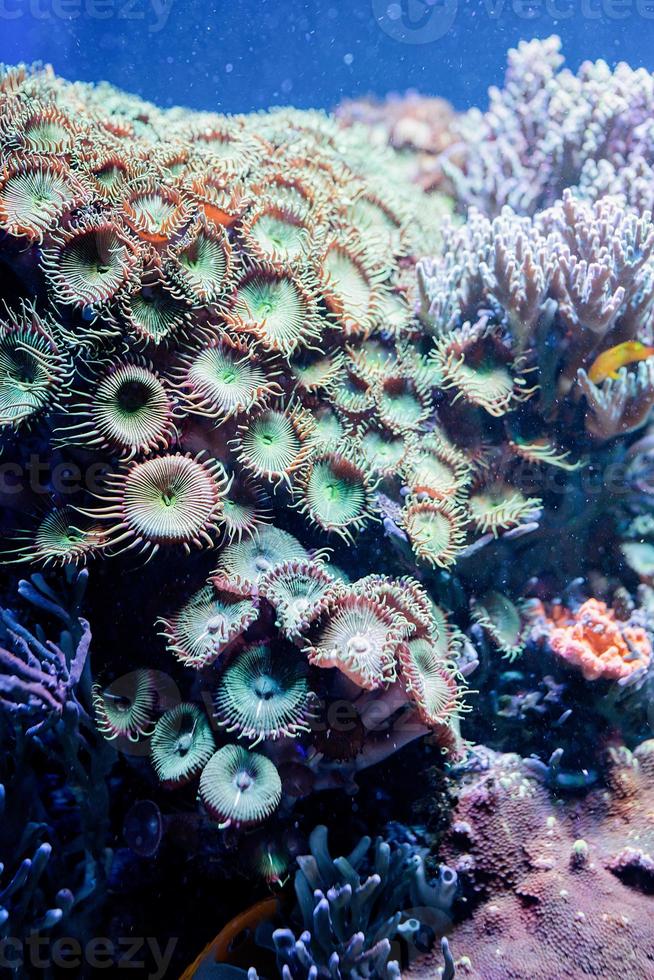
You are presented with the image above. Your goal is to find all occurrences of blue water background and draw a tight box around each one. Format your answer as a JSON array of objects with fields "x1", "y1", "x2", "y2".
[{"x1": 0, "y1": 0, "x2": 649, "y2": 114}]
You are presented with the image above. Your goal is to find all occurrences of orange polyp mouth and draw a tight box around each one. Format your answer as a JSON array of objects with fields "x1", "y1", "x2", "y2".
[
  {"x1": 124, "y1": 224, "x2": 171, "y2": 246},
  {"x1": 329, "y1": 456, "x2": 361, "y2": 483},
  {"x1": 203, "y1": 202, "x2": 237, "y2": 228}
]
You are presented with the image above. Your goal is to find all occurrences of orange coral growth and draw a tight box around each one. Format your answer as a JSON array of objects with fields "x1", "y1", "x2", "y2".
[{"x1": 538, "y1": 598, "x2": 652, "y2": 681}]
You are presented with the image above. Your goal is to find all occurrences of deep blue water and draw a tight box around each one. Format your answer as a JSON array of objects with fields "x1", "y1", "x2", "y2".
[{"x1": 0, "y1": 0, "x2": 649, "y2": 112}]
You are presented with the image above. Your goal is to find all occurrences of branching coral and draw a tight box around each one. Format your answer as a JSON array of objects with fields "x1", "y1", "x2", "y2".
[
  {"x1": 0, "y1": 569, "x2": 91, "y2": 736},
  {"x1": 273, "y1": 825, "x2": 458, "y2": 980},
  {"x1": 441, "y1": 35, "x2": 654, "y2": 218},
  {"x1": 0, "y1": 569, "x2": 115, "y2": 961},
  {"x1": 0, "y1": 783, "x2": 75, "y2": 943}
]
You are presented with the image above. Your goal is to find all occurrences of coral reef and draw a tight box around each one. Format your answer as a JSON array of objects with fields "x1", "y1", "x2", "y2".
[
  {"x1": 2, "y1": 35, "x2": 654, "y2": 980},
  {"x1": 0, "y1": 63, "x2": 468, "y2": 832}
]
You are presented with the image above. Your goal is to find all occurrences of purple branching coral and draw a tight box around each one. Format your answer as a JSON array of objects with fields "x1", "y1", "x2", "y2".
[
  {"x1": 0, "y1": 569, "x2": 114, "y2": 956},
  {"x1": 443, "y1": 35, "x2": 654, "y2": 217},
  {"x1": 0, "y1": 571, "x2": 91, "y2": 735},
  {"x1": 418, "y1": 191, "x2": 654, "y2": 439}
]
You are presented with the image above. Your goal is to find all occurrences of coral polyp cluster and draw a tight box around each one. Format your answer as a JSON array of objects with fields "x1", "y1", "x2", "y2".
[
  {"x1": 0, "y1": 60, "x2": 465, "y2": 579},
  {"x1": 0, "y1": 63, "x2": 468, "y2": 843}
]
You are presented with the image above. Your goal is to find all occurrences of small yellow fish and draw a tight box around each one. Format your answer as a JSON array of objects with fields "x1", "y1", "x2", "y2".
[{"x1": 588, "y1": 341, "x2": 654, "y2": 384}]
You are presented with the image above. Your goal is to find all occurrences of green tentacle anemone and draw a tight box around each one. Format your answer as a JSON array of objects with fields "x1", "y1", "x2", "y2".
[
  {"x1": 360, "y1": 426, "x2": 407, "y2": 478},
  {"x1": 429, "y1": 601, "x2": 465, "y2": 661},
  {"x1": 472, "y1": 590, "x2": 526, "y2": 661},
  {"x1": 329, "y1": 366, "x2": 374, "y2": 417},
  {"x1": 92, "y1": 668, "x2": 158, "y2": 742},
  {"x1": 296, "y1": 447, "x2": 379, "y2": 541},
  {"x1": 228, "y1": 267, "x2": 322, "y2": 357},
  {"x1": 248, "y1": 835, "x2": 291, "y2": 885},
  {"x1": 399, "y1": 637, "x2": 464, "y2": 726},
  {"x1": 221, "y1": 473, "x2": 272, "y2": 543},
  {"x1": 401, "y1": 496, "x2": 468, "y2": 570},
  {"x1": 122, "y1": 271, "x2": 192, "y2": 346},
  {"x1": 169, "y1": 220, "x2": 231, "y2": 303},
  {"x1": 0, "y1": 159, "x2": 87, "y2": 241},
  {"x1": 348, "y1": 336, "x2": 399, "y2": 383},
  {"x1": 346, "y1": 192, "x2": 405, "y2": 253},
  {"x1": 41, "y1": 217, "x2": 141, "y2": 308},
  {"x1": 212, "y1": 525, "x2": 309, "y2": 590},
  {"x1": 306, "y1": 592, "x2": 402, "y2": 690},
  {"x1": 158, "y1": 584, "x2": 258, "y2": 668},
  {"x1": 290, "y1": 348, "x2": 344, "y2": 394},
  {"x1": 320, "y1": 237, "x2": 384, "y2": 336},
  {"x1": 435, "y1": 323, "x2": 537, "y2": 418},
  {"x1": 151, "y1": 703, "x2": 215, "y2": 786},
  {"x1": 83, "y1": 452, "x2": 228, "y2": 557},
  {"x1": 468, "y1": 483, "x2": 542, "y2": 537},
  {"x1": 259, "y1": 558, "x2": 340, "y2": 638},
  {"x1": 404, "y1": 433, "x2": 472, "y2": 499},
  {"x1": 5, "y1": 506, "x2": 105, "y2": 567},
  {"x1": 234, "y1": 406, "x2": 314, "y2": 484},
  {"x1": 198, "y1": 745, "x2": 282, "y2": 828},
  {"x1": 354, "y1": 574, "x2": 433, "y2": 639},
  {"x1": 376, "y1": 374, "x2": 432, "y2": 433},
  {"x1": 176, "y1": 342, "x2": 282, "y2": 421},
  {"x1": 307, "y1": 406, "x2": 348, "y2": 451},
  {"x1": 14, "y1": 105, "x2": 76, "y2": 153},
  {"x1": 0, "y1": 304, "x2": 70, "y2": 430},
  {"x1": 213, "y1": 643, "x2": 313, "y2": 745},
  {"x1": 54, "y1": 359, "x2": 177, "y2": 459},
  {"x1": 122, "y1": 184, "x2": 189, "y2": 244},
  {"x1": 240, "y1": 202, "x2": 311, "y2": 262}
]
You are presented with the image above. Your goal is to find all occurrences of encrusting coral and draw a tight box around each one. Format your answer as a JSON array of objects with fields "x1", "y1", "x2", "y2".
[
  {"x1": 0, "y1": 570, "x2": 115, "y2": 967},
  {"x1": 527, "y1": 596, "x2": 653, "y2": 682},
  {"x1": 408, "y1": 741, "x2": 654, "y2": 979}
]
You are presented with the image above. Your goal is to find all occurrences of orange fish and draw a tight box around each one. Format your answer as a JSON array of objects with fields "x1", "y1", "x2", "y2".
[
  {"x1": 587, "y1": 341, "x2": 654, "y2": 384},
  {"x1": 179, "y1": 897, "x2": 279, "y2": 979}
]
